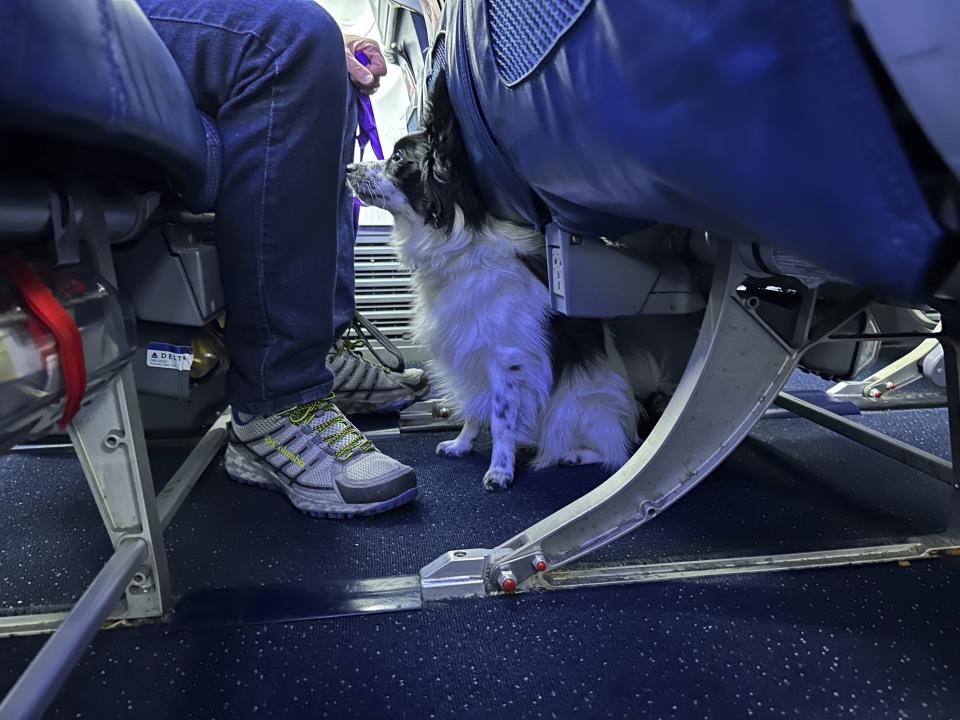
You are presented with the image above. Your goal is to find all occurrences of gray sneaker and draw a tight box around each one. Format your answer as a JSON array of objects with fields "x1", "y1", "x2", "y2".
[
  {"x1": 327, "y1": 338, "x2": 428, "y2": 415},
  {"x1": 225, "y1": 395, "x2": 417, "y2": 518}
]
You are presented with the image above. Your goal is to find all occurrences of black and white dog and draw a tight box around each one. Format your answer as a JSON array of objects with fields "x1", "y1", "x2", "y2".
[{"x1": 347, "y1": 72, "x2": 663, "y2": 490}]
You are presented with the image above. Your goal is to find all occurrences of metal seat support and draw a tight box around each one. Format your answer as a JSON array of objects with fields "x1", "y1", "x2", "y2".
[
  {"x1": 68, "y1": 365, "x2": 171, "y2": 619},
  {"x1": 420, "y1": 241, "x2": 888, "y2": 595},
  {"x1": 828, "y1": 322, "x2": 946, "y2": 406}
]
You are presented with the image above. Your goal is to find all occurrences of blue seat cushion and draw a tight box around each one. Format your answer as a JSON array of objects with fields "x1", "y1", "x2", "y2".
[
  {"x1": 444, "y1": 0, "x2": 944, "y2": 299},
  {"x1": 0, "y1": 0, "x2": 219, "y2": 211}
]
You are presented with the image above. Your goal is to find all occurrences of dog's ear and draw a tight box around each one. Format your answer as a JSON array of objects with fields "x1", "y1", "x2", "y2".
[
  {"x1": 419, "y1": 69, "x2": 485, "y2": 233},
  {"x1": 421, "y1": 68, "x2": 456, "y2": 141}
]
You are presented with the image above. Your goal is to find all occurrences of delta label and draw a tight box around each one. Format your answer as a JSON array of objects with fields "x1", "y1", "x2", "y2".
[{"x1": 145, "y1": 342, "x2": 193, "y2": 372}]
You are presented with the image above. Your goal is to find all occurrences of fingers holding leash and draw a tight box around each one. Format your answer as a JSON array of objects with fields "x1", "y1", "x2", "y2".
[{"x1": 344, "y1": 34, "x2": 388, "y2": 95}]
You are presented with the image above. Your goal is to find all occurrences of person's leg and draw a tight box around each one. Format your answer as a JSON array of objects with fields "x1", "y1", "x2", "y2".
[
  {"x1": 140, "y1": 0, "x2": 346, "y2": 416},
  {"x1": 332, "y1": 97, "x2": 359, "y2": 342},
  {"x1": 139, "y1": 0, "x2": 417, "y2": 515}
]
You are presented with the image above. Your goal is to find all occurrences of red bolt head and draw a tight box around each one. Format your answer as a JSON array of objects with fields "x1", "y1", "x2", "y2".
[
  {"x1": 869, "y1": 388, "x2": 883, "y2": 399},
  {"x1": 534, "y1": 559, "x2": 547, "y2": 572},
  {"x1": 501, "y1": 577, "x2": 517, "y2": 593}
]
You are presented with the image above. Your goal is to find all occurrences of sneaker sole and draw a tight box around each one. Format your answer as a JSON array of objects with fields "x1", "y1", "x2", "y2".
[{"x1": 224, "y1": 444, "x2": 417, "y2": 519}]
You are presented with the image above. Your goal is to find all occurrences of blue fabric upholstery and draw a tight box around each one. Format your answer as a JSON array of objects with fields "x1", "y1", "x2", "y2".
[
  {"x1": 487, "y1": 0, "x2": 590, "y2": 86},
  {"x1": 0, "y1": 0, "x2": 219, "y2": 210},
  {"x1": 444, "y1": 0, "x2": 944, "y2": 299}
]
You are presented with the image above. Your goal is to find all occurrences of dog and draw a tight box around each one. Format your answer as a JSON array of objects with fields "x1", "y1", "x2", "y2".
[{"x1": 347, "y1": 71, "x2": 665, "y2": 490}]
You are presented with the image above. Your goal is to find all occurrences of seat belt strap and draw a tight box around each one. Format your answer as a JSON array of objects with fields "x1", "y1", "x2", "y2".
[{"x1": 1, "y1": 257, "x2": 86, "y2": 428}]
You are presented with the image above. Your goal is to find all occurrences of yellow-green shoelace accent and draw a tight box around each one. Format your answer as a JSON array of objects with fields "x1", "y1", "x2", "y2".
[
  {"x1": 283, "y1": 394, "x2": 374, "y2": 460},
  {"x1": 336, "y1": 335, "x2": 392, "y2": 373}
]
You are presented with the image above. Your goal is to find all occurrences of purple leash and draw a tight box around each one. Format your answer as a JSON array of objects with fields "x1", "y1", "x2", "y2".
[{"x1": 352, "y1": 50, "x2": 384, "y2": 233}]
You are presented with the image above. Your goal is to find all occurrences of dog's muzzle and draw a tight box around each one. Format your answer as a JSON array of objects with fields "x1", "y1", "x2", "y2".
[
  {"x1": 346, "y1": 161, "x2": 391, "y2": 209},
  {"x1": 345, "y1": 162, "x2": 362, "y2": 193}
]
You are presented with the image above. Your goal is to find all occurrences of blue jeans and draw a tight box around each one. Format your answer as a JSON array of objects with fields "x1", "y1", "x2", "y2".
[{"x1": 138, "y1": 0, "x2": 359, "y2": 415}]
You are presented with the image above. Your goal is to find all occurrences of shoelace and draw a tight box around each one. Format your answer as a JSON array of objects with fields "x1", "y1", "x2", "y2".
[
  {"x1": 337, "y1": 313, "x2": 406, "y2": 373},
  {"x1": 283, "y1": 394, "x2": 374, "y2": 460},
  {"x1": 337, "y1": 335, "x2": 380, "y2": 366}
]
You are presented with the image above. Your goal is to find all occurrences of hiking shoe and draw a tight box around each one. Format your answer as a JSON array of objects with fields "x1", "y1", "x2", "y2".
[
  {"x1": 327, "y1": 337, "x2": 428, "y2": 414},
  {"x1": 225, "y1": 395, "x2": 417, "y2": 518}
]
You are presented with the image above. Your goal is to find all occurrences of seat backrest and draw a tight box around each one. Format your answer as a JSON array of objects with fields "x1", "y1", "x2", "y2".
[
  {"x1": 0, "y1": 0, "x2": 218, "y2": 210},
  {"x1": 443, "y1": 0, "x2": 945, "y2": 300}
]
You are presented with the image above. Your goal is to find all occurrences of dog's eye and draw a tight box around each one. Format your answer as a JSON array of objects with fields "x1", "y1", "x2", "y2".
[{"x1": 391, "y1": 150, "x2": 404, "y2": 163}]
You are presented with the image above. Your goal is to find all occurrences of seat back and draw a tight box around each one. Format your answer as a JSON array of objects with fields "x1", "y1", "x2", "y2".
[
  {"x1": 443, "y1": 0, "x2": 946, "y2": 299},
  {"x1": 0, "y1": 0, "x2": 218, "y2": 210}
]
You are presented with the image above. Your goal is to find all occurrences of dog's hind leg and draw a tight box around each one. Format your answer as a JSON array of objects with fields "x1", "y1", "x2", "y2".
[
  {"x1": 436, "y1": 418, "x2": 482, "y2": 457},
  {"x1": 560, "y1": 449, "x2": 604, "y2": 466}
]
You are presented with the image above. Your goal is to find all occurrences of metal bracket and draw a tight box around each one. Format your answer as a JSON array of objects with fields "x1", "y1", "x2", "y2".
[
  {"x1": 420, "y1": 549, "x2": 496, "y2": 600},
  {"x1": 398, "y1": 399, "x2": 462, "y2": 433},
  {"x1": 483, "y1": 240, "x2": 802, "y2": 590},
  {"x1": 922, "y1": 343, "x2": 947, "y2": 387},
  {"x1": 829, "y1": 322, "x2": 946, "y2": 402}
]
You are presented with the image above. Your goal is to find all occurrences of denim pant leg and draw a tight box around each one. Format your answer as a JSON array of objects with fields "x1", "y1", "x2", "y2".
[
  {"x1": 137, "y1": 0, "x2": 357, "y2": 415},
  {"x1": 333, "y1": 90, "x2": 359, "y2": 341}
]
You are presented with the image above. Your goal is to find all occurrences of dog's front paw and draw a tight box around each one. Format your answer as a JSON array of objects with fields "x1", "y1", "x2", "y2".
[
  {"x1": 436, "y1": 439, "x2": 472, "y2": 458},
  {"x1": 482, "y1": 468, "x2": 514, "y2": 491}
]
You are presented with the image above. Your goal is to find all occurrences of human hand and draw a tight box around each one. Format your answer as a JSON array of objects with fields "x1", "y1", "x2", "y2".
[{"x1": 343, "y1": 34, "x2": 388, "y2": 95}]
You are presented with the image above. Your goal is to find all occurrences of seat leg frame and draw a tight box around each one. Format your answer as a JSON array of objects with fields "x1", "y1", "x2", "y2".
[
  {"x1": 420, "y1": 240, "x2": 960, "y2": 598},
  {"x1": 68, "y1": 365, "x2": 171, "y2": 620},
  {"x1": 64, "y1": 187, "x2": 171, "y2": 620}
]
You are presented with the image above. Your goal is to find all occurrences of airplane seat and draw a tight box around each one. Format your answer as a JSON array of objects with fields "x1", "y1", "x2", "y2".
[
  {"x1": 0, "y1": 0, "x2": 220, "y2": 212},
  {"x1": 439, "y1": 0, "x2": 956, "y2": 302},
  {"x1": 0, "y1": 0, "x2": 225, "y2": 446}
]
